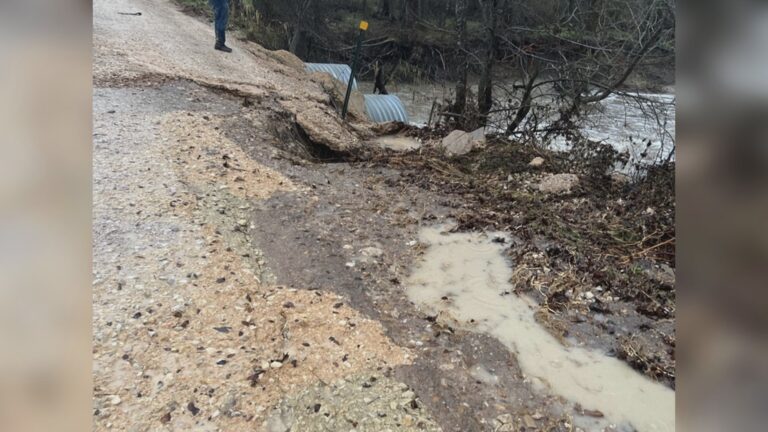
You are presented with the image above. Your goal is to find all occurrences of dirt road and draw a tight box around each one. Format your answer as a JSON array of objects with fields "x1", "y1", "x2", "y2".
[{"x1": 93, "y1": 1, "x2": 671, "y2": 431}]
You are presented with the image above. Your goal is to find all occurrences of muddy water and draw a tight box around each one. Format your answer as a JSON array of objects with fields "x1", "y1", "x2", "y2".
[{"x1": 406, "y1": 225, "x2": 675, "y2": 432}]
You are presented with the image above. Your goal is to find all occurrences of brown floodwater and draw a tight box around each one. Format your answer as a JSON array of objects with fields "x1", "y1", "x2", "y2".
[{"x1": 406, "y1": 225, "x2": 675, "y2": 432}]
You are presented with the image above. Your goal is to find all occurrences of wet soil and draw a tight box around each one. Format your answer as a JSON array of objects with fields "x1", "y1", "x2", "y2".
[
  {"x1": 95, "y1": 78, "x2": 673, "y2": 431},
  {"x1": 217, "y1": 94, "x2": 571, "y2": 430}
]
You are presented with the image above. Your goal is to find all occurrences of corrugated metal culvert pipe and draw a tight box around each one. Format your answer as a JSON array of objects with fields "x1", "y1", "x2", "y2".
[
  {"x1": 304, "y1": 63, "x2": 409, "y2": 123},
  {"x1": 304, "y1": 63, "x2": 358, "y2": 91},
  {"x1": 363, "y1": 95, "x2": 409, "y2": 123}
]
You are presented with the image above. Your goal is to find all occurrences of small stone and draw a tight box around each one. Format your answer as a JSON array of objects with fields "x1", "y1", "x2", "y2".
[
  {"x1": 528, "y1": 157, "x2": 545, "y2": 167},
  {"x1": 108, "y1": 395, "x2": 122, "y2": 405},
  {"x1": 270, "y1": 361, "x2": 283, "y2": 369},
  {"x1": 523, "y1": 414, "x2": 537, "y2": 428},
  {"x1": 495, "y1": 414, "x2": 513, "y2": 425},
  {"x1": 538, "y1": 173, "x2": 579, "y2": 194},
  {"x1": 359, "y1": 247, "x2": 384, "y2": 258},
  {"x1": 187, "y1": 402, "x2": 200, "y2": 416}
]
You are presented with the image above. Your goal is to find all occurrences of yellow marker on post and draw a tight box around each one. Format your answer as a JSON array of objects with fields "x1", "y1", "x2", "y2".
[{"x1": 342, "y1": 20, "x2": 370, "y2": 119}]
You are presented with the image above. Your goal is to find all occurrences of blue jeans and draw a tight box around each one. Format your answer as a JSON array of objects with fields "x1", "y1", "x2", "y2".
[{"x1": 210, "y1": 0, "x2": 229, "y2": 44}]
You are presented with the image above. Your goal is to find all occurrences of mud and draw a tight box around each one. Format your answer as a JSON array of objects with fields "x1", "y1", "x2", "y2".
[
  {"x1": 128, "y1": 82, "x2": 573, "y2": 429},
  {"x1": 406, "y1": 225, "x2": 674, "y2": 431},
  {"x1": 94, "y1": 76, "x2": 673, "y2": 431}
]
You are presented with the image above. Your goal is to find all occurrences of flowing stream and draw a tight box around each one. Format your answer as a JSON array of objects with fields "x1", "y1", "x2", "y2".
[
  {"x1": 360, "y1": 81, "x2": 676, "y2": 169},
  {"x1": 405, "y1": 225, "x2": 675, "y2": 432}
]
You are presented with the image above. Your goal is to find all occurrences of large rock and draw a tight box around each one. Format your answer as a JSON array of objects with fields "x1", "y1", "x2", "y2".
[
  {"x1": 309, "y1": 72, "x2": 368, "y2": 122},
  {"x1": 538, "y1": 173, "x2": 580, "y2": 194},
  {"x1": 372, "y1": 135, "x2": 421, "y2": 152},
  {"x1": 440, "y1": 128, "x2": 486, "y2": 156},
  {"x1": 296, "y1": 107, "x2": 360, "y2": 152}
]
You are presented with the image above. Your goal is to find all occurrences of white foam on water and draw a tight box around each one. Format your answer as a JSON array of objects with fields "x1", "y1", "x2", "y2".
[{"x1": 406, "y1": 225, "x2": 675, "y2": 432}]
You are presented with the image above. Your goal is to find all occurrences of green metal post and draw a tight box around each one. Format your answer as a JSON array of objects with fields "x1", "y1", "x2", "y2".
[{"x1": 342, "y1": 27, "x2": 366, "y2": 120}]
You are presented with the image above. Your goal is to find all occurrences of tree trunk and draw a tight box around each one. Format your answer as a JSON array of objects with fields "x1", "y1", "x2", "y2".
[
  {"x1": 506, "y1": 66, "x2": 539, "y2": 135},
  {"x1": 477, "y1": 0, "x2": 498, "y2": 123},
  {"x1": 379, "y1": 0, "x2": 392, "y2": 20},
  {"x1": 289, "y1": 0, "x2": 314, "y2": 59},
  {"x1": 289, "y1": 29, "x2": 309, "y2": 58},
  {"x1": 402, "y1": 0, "x2": 411, "y2": 23},
  {"x1": 453, "y1": 0, "x2": 469, "y2": 120}
]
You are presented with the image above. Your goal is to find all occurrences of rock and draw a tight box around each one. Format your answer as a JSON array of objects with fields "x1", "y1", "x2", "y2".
[
  {"x1": 295, "y1": 107, "x2": 360, "y2": 153},
  {"x1": 310, "y1": 72, "x2": 368, "y2": 122},
  {"x1": 359, "y1": 247, "x2": 384, "y2": 258},
  {"x1": 494, "y1": 414, "x2": 514, "y2": 430},
  {"x1": 538, "y1": 173, "x2": 579, "y2": 194},
  {"x1": 440, "y1": 128, "x2": 486, "y2": 156},
  {"x1": 372, "y1": 135, "x2": 421, "y2": 152},
  {"x1": 523, "y1": 414, "x2": 537, "y2": 428},
  {"x1": 187, "y1": 402, "x2": 200, "y2": 416},
  {"x1": 529, "y1": 157, "x2": 545, "y2": 167}
]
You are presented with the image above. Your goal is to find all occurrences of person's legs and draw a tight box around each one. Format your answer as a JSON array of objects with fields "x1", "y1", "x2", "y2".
[{"x1": 210, "y1": 0, "x2": 231, "y2": 51}]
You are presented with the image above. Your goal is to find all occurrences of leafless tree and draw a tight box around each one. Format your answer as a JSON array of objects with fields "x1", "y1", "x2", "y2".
[{"x1": 453, "y1": 0, "x2": 469, "y2": 119}]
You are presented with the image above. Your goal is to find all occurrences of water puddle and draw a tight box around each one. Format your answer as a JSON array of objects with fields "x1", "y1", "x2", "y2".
[{"x1": 406, "y1": 225, "x2": 675, "y2": 432}]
